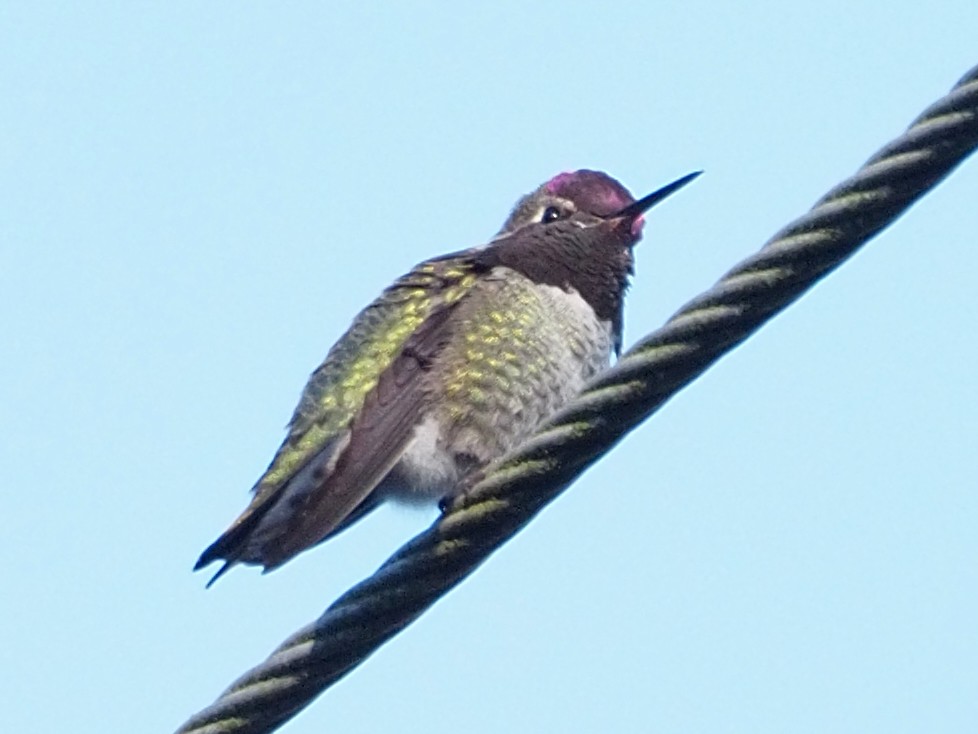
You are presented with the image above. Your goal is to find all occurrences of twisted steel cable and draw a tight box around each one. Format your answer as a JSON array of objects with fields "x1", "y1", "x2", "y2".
[{"x1": 177, "y1": 64, "x2": 978, "y2": 734}]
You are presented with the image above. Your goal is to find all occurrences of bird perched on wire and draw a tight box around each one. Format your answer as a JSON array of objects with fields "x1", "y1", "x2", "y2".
[{"x1": 196, "y1": 169, "x2": 700, "y2": 585}]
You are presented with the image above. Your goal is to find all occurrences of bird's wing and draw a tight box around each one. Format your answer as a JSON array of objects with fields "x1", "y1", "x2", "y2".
[
  {"x1": 196, "y1": 252, "x2": 482, "y2": 578},
  {"x1": 257, "y1": 297, "x2": 460, "y2": 567}
]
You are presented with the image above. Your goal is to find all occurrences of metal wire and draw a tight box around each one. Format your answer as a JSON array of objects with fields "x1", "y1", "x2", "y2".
[{"x1": 176, "y1": 64, "x2": 978, "y2": 734}]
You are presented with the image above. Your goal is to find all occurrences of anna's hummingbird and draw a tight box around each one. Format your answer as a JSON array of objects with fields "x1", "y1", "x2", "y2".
[{"x1": 196, "y1": 169, "x2": 699, "y2": 585}]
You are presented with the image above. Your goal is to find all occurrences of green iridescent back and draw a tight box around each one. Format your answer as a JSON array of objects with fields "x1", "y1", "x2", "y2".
[{"x1": 255, "y1": 254, "x2": 479, "y2": 492}]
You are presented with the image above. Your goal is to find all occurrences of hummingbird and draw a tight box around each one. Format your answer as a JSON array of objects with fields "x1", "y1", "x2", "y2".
[{"x1": 196, "y1": 169, "x2": 700, "y2": 585}]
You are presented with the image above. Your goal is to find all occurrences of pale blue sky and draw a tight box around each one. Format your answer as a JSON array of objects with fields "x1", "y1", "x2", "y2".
[{"x1": 2, "y1": 4, "x2": 977, "y2": 733}]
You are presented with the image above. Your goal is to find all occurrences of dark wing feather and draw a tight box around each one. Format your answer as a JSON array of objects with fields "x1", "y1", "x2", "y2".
[
  {"x1": 258, "y1": 300, "x2": 459, "y2": 567},
  {"x1": 196, "y1": 253, "x2": 481, "y2": 580}
]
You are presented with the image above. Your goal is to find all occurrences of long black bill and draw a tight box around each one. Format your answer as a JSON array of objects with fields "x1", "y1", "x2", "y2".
[{"x1": 614, "y1": 170, "x2": 702, "y2": 219}]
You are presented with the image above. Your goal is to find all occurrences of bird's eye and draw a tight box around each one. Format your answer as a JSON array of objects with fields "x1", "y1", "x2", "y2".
[{"x1": 541, "y1": 206, "x2": 562, "y2": 223}]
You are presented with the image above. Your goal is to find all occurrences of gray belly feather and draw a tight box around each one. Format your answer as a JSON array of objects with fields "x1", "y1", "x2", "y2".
[{"x1": 387, "y1": 269, "x2": 614, "y2": 502}]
